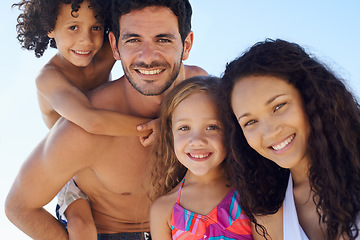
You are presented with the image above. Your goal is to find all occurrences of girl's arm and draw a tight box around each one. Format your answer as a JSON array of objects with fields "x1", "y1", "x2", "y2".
[
  {"x1": 150, "y1": 196, "x2": 173, "y2": 240},
  {"x1": 65, "y1": 199, "x2": 97, "y2": 240},
  {"x1": 36, "y1": 68, "x2": 152, "y2": 137}
]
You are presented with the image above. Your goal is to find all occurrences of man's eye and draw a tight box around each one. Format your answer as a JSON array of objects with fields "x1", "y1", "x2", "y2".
[
  {"x1": 158, "y1": 39, "x2": 171, "y2": 43},
  {"x1": 126, "y1": 39, "x2": 139, "y2": 43},
  {"x1": 274, "y1": 103, "x2": 286, "y2": 112},
  {"x1": 244, "y1": 119, "x2": 257, "y2": 127}
]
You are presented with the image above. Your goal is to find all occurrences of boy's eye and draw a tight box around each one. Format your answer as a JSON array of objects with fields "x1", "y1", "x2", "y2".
[
  {"x1": 92, "y1": 26, "x2": 102, "y2": 31},
  {"x1": 274, "y1": 103, "x2": 286, "y2": 112},
  {"x1": 244, "y1": 119, "x2": 257, "y2": 127}
]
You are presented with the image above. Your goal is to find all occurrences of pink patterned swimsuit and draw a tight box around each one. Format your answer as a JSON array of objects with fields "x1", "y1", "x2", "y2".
[{"x1": 171, "y1": 178, "x2": 253, "y2": 240}]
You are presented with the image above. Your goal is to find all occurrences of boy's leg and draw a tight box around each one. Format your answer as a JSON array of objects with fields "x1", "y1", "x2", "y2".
[{"x1": 56, "y1": 178, "x2": 89, "y2": 226}]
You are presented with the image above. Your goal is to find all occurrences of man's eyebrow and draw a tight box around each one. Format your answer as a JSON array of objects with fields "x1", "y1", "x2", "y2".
[
  {"x1": 121, "y1": 33, "x2": 140, "y2": 40},
  {"x1": 155, "y1": 33, "x2": 176, "y2": 39}
]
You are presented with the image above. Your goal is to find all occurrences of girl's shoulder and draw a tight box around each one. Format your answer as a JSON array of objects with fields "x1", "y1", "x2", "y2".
[{"x1": 150, "y1": 188, "x2": 179, "y2": 230}]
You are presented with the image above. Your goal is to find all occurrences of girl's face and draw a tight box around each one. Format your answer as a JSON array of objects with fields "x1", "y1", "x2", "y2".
[
  {"x1": 172, "y1": 92, "x2": 226, "y2": 177},
  {"x1": 231, "y1": 75, "x2": 311, "y2": 170},
  {"x1": 48, "y1": 1, "x2": 104, "y2": 67}
]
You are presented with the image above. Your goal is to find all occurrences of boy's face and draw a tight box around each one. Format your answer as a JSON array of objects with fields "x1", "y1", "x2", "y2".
[
  {"x1": 48, "y1": 1, "x2": 104, "y2": 67},
  {"x1": 109, "y1": 6, "x2": 193, "y2": 96}
]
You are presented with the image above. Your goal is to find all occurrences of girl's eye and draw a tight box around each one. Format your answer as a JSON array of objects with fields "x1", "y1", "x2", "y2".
[
  {"x1": 244, "y1": 119, "x2": 257, "y2": 127},
  {"x1": 69, "y1": 26, "x2": 77, "y2": 31},
  {"x1": 179, "y1": 126, "x2": 190, "y2": 131},
  {"x1": 207, "y1": 124, "x2": 220, "y2": 130},
  {"x1": 274, "y1": 103, "x2": 286, "y2": 112}
]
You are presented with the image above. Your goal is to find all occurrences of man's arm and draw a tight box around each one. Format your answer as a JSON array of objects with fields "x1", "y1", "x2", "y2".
[{"x1": 5, "y1": 119, "x2": 98, "y2": 240}]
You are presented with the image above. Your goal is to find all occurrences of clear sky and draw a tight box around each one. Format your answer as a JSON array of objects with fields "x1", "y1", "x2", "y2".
[{"x1": 1, "y1": 0, "x2": 359, "y2": 238}]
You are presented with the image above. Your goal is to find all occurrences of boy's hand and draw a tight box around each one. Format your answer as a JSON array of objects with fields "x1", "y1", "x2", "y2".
[{"x1": 137, "y1": 119, "x2": 160, "y2": 147}]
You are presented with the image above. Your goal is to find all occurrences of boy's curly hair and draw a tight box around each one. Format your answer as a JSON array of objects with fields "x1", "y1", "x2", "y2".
[
  {"x1": 13, "y1": 0, "x2": 111, "y2": 57},
  {"x1": 221, "y1": 38, "x2": 360, "y2": 239}
]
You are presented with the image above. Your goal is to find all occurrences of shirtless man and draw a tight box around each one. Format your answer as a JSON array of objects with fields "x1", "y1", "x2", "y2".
[{"x1": 5, "y1": 0, "x2": 206, "y2": 239}]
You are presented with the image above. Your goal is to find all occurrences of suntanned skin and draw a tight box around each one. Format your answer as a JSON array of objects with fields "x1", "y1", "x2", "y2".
[
  {"x1": 36, "y1": 1, "x2": 152, "y2": 137},
  {"x1": 5, "y1": 6, "x2": 207, "y2": 240}
]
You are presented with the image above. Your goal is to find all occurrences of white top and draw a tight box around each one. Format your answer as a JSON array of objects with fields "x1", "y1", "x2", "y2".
[
  {"x1": 283, "y1": 173, "x2": 360, "y2": 240},
  {"x1": 283, "y1": 173, "x2": 309, "y2": 240}
]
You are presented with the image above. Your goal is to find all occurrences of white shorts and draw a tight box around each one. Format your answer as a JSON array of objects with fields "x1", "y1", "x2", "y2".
[{"x1": 55, "y1": 178, "x2": 88, "y2": 225}]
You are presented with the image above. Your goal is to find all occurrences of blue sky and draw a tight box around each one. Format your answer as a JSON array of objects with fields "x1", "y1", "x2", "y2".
[{"x1": 1, "y1": 0, "x2": 359, "y2": 238}]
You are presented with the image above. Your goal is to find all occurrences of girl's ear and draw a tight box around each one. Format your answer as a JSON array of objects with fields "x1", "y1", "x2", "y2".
[{"x1": 108, "y1": 31, "x2": 121, "y2": 60}]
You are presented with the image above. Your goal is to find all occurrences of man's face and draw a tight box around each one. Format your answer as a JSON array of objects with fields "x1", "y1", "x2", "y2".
[{"x1": 110, "y1": 6, "x2": 193, "y2": 96}]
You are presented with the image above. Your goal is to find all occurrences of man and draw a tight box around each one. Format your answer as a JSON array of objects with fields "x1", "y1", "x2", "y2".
[{"x1": 5, "y1": 0, "x2": 206, "y2": 239}]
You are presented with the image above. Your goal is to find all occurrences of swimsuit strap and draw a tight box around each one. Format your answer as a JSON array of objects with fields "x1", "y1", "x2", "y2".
[{"x1": 176, "y1": 178, "x2": 186, "y2": 204}]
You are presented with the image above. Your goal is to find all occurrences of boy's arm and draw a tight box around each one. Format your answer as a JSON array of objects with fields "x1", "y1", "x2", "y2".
[
  {"x1": 5, "y1": 120, "x2": 95, "y2": 240},
  {"x1": 150, "y1": 196, "x2": 173, "y2": 240},
  {"x1": 36, "y1": 68, "x2": 152, "y2": 136}
]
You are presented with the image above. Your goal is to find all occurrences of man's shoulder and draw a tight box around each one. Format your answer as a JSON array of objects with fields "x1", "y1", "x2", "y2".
[
  {"x1": 184, "y1": 65, "x2": 208, "y2": 79},
  {"x1": 87, "y1": 76, "x2": 127, "y2": 108}
]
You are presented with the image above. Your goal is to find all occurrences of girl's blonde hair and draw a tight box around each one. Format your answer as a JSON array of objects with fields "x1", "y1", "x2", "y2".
[{"x1": 149, "y1": 76, "x2": 223, "y2": 201}]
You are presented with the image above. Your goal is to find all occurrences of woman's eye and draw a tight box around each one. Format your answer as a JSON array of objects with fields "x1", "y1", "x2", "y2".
[
  {"x1": 274, "y1": 103, "x2": 286, "y2": 112},
  {"x1": 244, "y1": 119, "x2": 257, "y2": 127},
  {"x1": 207, "y1": 124, "x2": 220, "y2": 130}
]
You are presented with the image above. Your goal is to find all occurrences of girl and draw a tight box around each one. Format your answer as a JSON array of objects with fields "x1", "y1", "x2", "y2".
[
  {"x1": 149, "y1": 76, "x2": 253, "y2": 240},
  {"x1": 221, "y1": 39, "x2": 360, "y2": 240}
]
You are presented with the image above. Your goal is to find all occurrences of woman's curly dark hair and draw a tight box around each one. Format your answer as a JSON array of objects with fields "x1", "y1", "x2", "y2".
[
  {"x1": 221, "y1": 38, "x2": 360, "y2": 239},
  {"x1": 12, "y1": 0, "x2": 111, "y2": 57}
]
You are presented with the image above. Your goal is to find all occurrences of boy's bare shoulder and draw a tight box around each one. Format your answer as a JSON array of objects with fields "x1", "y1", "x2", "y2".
[
  {"x1": 184, "y1": 64, "x2": 208, "y2": 79},
  {"x1": 35, "y1": 57, "x2": 67, "y2": 90}
]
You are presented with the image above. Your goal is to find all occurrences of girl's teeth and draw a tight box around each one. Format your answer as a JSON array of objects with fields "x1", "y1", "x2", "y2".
[
  {"x1": 190, "y1": 153, "x2": 210, "y2": 159},
  {"x1": 272, "y1": 135, "x2": 295, "y2": 150}
]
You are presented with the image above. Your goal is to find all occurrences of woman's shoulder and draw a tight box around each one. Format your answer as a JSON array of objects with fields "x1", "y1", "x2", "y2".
[{"x1": 252, "y1": 206, "x2": 283, "y2": 240}]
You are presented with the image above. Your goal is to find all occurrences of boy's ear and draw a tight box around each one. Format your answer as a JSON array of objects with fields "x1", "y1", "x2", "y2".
[
  {"x1": 108, "y1": 31, "x2": 121, "y2": 60},
  {"x1": 181, "y1": 31, "x2": 194, "y2": 61},
  {"x1": 47, "y1": 31, "x2": 54, "y2": 39}
]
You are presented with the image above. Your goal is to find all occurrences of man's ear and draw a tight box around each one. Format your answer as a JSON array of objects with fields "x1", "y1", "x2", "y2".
[
  {"x1": 181, "y1": 31, "x2": 194, "y2": 61},
  {"x1": 108, "y1": 31, "x2": 121, "y2": 60}
]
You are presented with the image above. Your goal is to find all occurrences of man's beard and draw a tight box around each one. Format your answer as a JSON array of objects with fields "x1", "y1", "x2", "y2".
[{"x1": 122, "y1": 55, "x2": 183, "y2": 96}]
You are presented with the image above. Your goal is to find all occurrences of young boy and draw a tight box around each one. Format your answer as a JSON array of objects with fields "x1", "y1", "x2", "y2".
[{"x1": 13, "y1": 0, "x2": 207, "y2": 238}]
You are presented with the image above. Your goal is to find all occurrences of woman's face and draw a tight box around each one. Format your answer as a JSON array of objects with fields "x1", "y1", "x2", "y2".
[{"x1": 231, "y1": 75, "x2": 311, "y2": 170}]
